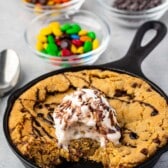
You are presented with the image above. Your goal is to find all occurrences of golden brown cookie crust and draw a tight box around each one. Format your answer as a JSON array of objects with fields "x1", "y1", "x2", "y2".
[{"x1": 8, "y1": 69, "x2": 168, "y2": 168}]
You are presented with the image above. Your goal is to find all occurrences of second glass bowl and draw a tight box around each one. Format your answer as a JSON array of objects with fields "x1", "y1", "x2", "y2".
[
  {"x1": 97, "y1": 0, "x2": 168, "y2": 28},
  {"x1": 24, "y1": 10, "x2": 111, "y2": 67}
]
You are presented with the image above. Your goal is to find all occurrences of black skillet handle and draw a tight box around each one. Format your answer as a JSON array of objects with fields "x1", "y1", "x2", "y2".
[{"x1": 104, "y1": 21, "x2": 167, "y2": 78}]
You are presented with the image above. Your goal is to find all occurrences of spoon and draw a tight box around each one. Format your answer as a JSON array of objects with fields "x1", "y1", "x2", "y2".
[{"x1": 0, "y1": 49, "x2": 20, "y2": 97}]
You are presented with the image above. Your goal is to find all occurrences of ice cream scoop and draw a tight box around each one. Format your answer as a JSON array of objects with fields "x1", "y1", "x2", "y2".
[{"x1": 53, "y1": 89, "x2": 121, "y2": 149}]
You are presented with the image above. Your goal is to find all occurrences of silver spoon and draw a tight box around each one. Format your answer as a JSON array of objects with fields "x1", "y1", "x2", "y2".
[{"x1": 0, "y1": 49, "x2": 20, "y2": 97}]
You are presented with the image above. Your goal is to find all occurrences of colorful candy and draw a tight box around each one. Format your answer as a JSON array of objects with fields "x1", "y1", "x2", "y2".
[
  {"x1": 36, "y1": 22, "x2": 100, "y2": 57},
  {"x1": 24, "y1": 0, "x2": 71, "y2": 6}
]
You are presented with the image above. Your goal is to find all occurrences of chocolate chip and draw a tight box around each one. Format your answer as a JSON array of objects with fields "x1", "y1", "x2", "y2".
[
  {"x1": 114, "y1": 89, "x2": 127, "y2": 97},
  {"x1": 140, "y1": 148, "x2": 148, "y2": 155},
  {"x1": 37, "y1": 113, "x2": 44, "y2": 118},
  {"x1": 113, "y1": 0, "x2": 162, "y2": 11},
  {"x1": 21, "y1": 108, "x2": 27, "y2": 113},
  {"x1": 129, "y1": 132, "x2": 139, "y2": 139},
  {"x1": 37, "y1": 104, "x2": 43, "y2": 109},
  {"x1": 147, "y1": 88, "x2": 152, "y2": 92},
  {"x1": 151, "y1": 110, "x2": 159, "y2": 116},
  {"x1": 115, "y1": 124, "x2": 121, "y2": 131},
  {"x1": 153, "y1": 137, "x2": 161, "y2": 144},
  {"x1": 131, "y1": 83, "x2": 138, "y2": 88},
  {"x1": 108, "y1": 129, "x2": 116, "y2": 133},
  {"x1": 44, "y1": 104, "x2": 50, "y2": 108},
  {"x1": 49, "y1": 107, "x2": 55, "y2": 112}
]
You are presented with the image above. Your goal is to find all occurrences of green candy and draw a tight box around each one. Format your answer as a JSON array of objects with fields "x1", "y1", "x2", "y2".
[
  {"x1": 47, "y1": 35, "x2": 55, "y2": 43},
  {"x1": 58, "y1": 51, "x2": 62, "y2": 57},
  {"x1": 88, "y1": 31, "x2": 96, "y2": 40},
  {"x1": 41, "y1": 49, "x2": 47, "y2": 54},
  {"x1": 84, "y1": 41, "x2": 92, "y2": 53},
  {"x1": 61, "y1": 23, "x2": 71, "y2": 32},
  {"x1": 66, "y1": 24, "x2": 81, "y2": 35},
  {"x1": 61, "y1": 63, "x2": 71, "y2": 68},
  {"x1": 46, "y1": 43, "x2": 58, "y2": 56}
]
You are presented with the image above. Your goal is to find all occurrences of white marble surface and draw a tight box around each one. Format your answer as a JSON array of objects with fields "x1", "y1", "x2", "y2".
[{"x1": 1, "y1": 0, "x2": 168, "y2": 167}]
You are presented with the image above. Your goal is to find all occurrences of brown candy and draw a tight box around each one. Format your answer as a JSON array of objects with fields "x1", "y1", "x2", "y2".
[{"x1": 60, "y1": 39, "x2": 71, "y2": 49}]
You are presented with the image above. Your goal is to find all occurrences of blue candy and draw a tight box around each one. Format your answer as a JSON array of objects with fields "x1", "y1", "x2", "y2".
[{"x1": 70, "y1": 34, "x2": 80, "y2": 40}]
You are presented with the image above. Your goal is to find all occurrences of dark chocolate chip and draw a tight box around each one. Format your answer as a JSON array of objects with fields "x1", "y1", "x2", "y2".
[
  {"x1": 129, "y1": 132, "x2": 139, "y2": 140},
  {"x1": 21, "y1": 108, "x2": 28, "y2": 113},
  {"x1": 151, "y1": 110, "x2": 159, "y2": 116},
  {"x1": 49, "y1": 107, "x2": 55, "y2": 112},
  {"x1": 131, "y1": 83, "x2": 138, "y2": 88},
  {"x1": 153, "y1": 137, "x2": 161, "y2": 144},
  {"x1": 114, "y1": 89, "x2": 127, "y2": 97},
  {"x1": 44, "y1": 104, "x2": 50, "y2": 108},
  {"x1": 113, "y1": 0, "x2": 162, "y2": 11},
  {"x1": 147, "y1": 88, "x2": 152, "y2": 92},
  {"x1": 37, "y1": 104, "x2": 43, "y2": 109},
  {"x1": 108, "y1": 129, "x2": 116, "y2": 133},
  {"x1": 115, "y1": 124, "x2": 121, "y2": 131},
  {"x1": 37, "y1": 113, "x2": 44, "y2": 117},
  {"x1": 140, "y1": 148, "x2": 148, "y2": 155}
]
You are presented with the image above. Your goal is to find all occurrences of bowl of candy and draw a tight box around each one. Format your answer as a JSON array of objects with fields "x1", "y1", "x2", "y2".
[
  {"x1": 22, "y1": 0, "x2": 85, "y2": 14},
  {"x1": 24, "y1": 10, "x2": 110, "y2": 67},
  {"x1": 97, "y1": 0, "x2": 168, "y2": 28}
]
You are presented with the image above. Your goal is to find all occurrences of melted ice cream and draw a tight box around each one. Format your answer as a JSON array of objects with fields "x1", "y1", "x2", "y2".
[{"x1": 53, "y1": 89, "x2": 121, "y2": 149}]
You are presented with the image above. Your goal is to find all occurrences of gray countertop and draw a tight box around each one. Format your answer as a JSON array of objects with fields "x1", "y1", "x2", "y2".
[{"x1": 1, "y1": 0, "x2": 168, "y2": 167}]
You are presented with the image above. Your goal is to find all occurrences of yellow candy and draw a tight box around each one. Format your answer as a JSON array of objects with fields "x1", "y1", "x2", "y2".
[
  {"x1": 52, "y1": 28, "x2": 63, "y2": 37},
  {"x1": 36, "y1": 42, "x2": 43, "y2": 51},
  {"x1": 47, "y1": 1, "x2": 55, "y2": 5},
  {"x1": 34, "y1": 4, "x2": 42, "y2": 13},
  {"x1": 40, "y1": 27, "x2": 52, "y2": 36},
  {"x1": 71, "y1": 44, "x2": 77, "y2": 54},
  {"x1": 43, "y1": 43, "x2": 48, "y2": 49},
  {"x1": 37, "y1": 34, "x2": 47, "y2": 43},
  {"x1": 78, "y1": 29, "x2": 88, "y2": 36},
  {"x1": 77, "y1": 47, "x2": 84, "y2": 54},
  {"x1": 49, "y1": 22, "x2": 60, "y2": 29},
  {"x1": 93, "y1": 39, "x2": 100, "y2": 50}
]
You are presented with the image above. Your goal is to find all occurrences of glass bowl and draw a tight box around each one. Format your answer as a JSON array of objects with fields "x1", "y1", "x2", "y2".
[
  {"x1": 24, "y1": 10, "x2": 110, "y2": 67},
  {"x1": 22, "y1": 0, "x2": 85, "y2": 14},
  {"x1": 97, "y1": 0, "x2": 168, "y2": 28}
]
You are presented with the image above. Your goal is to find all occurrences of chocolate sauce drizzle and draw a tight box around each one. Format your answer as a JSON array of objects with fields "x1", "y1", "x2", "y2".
[
  {"x1": 15, "y1": 71, "x2": 160, "y2": 146},
  {"x1": 18, "y1": 99, "x2": 55, "y2": 139}
]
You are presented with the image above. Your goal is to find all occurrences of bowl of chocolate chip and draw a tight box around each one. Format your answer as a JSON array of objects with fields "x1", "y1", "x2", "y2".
[{"x1": 97, "y1": 0, "x2": 168, "y2": 28}]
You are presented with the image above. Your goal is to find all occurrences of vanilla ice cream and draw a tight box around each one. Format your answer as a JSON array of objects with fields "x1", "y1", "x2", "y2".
[{"x1": 53, "y1": 89, "x2": 121, "y2": 149}]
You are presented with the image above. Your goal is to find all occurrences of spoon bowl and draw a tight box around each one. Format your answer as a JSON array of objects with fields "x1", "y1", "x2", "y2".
[{"x1": 0, "y1": 49, "x2": 20, "y2": 97}]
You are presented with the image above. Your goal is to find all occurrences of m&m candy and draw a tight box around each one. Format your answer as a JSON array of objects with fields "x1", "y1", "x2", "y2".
[{"x1": 36, "y1": 22, "x2": 100, "y2": 57}]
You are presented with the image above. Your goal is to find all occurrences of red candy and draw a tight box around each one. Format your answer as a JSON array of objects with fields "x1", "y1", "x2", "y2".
[
  {"x1": 72, "y1": 39, "x2": 83, "y2": 47},
  {"x1": 62, "y1": 49, "x2": 72, "y2": 56},
  {"x1": 55, "y1": 39, "x2": 61, "y2": 46}
]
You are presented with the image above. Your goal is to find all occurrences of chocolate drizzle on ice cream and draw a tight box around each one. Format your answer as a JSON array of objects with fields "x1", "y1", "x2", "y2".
[{"x1": 53, "y1": 89, "x2": 121, "y2": 149}]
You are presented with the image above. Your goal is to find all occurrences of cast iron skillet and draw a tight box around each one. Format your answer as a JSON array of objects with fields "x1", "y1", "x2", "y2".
[{"x1": 3, "y1": 21, "x2": 168, "y2": 168}]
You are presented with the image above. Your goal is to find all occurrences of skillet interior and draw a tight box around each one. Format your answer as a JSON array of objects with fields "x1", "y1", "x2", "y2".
[{"x1": 3, "y1": 21, "x2": 168, "y2": 168}]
